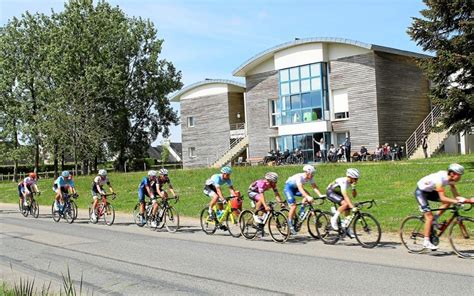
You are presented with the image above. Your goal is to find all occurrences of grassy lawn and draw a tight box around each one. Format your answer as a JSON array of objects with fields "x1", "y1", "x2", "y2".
[{"x1": 1, "y1": 154, "x2": 473, "y2": 232}]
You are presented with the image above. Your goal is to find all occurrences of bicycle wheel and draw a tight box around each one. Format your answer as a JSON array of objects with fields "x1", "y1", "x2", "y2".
[
  {"x1": 31, "y1": 200, "x2": 39, "y2": 218},
  {"x1": 353, "y1": 213, "x2": 381, "y2": 248},
  {"x1": 239, "y1": 210, "x2": 258, "y2": 240},
  {"x1": 316, "y1": 211, "x2": 340, "y2": 245},
  {"x1": 104, "y1": 204, "x2": 115, "y2": 226},
  {"x1": 200, "y1": 207, "x2": 217, "y2": 235},
  {"x1": 89, "y1": 204, "x2": 99, "y2": 224},
  {"x1": 51, "y1": 202, "x2": 61, "y2": 222},
  {"x1": 165, "y1": 206, "x2": 179, "y2": 233},
  {"x1": 226, "y1": 210, "x2": 242, "y2": 238},
  {"x1": 268, "y1": 211, "x2": 289, "y2": 243},
  {"x1": 133, "y1": 203, "x2": 145, "y2": 227},
  {"x1": 64, "y1": 203, "x2": 75, "y2": 224},
  {"x1": 449, "y1": 217, "x2": 474, "y2": 259},
  {"x1": 307, "y1": 211, "x2": 321, "y2": 239},
  {"x1": 70, "y1": 201, "x2": 77, "y2": 222},
  {"x1": 399, "y1": 215, "x2": 425, "y2": 253}
]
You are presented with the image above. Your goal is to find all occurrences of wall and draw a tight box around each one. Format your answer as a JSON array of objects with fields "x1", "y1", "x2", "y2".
[
  {"x1": 181, "y1": 93, "x2": 230, "y2": 168},
  {"x1": 329, "y1": 52, "x2": 380, "y2": 153},
  {"x1": 245, "y1": 70, "x2": 279, "y2": 158},
  {"x1": 227, "y1": 92, "x2": 245, "y2": 126}
]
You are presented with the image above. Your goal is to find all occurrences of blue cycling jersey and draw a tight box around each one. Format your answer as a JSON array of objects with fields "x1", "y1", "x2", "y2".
[
  {"x1": 54, "y1": 176, "x2": 75, "y2": 188},
  {"x1": 206, "y1": 174, "x2": 233, "y2": 187}
]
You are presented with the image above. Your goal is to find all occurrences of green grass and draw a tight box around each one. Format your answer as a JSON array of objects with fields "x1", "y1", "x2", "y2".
[{"x1": 1, "y1": 154, "x2": 473, "y2": 232}]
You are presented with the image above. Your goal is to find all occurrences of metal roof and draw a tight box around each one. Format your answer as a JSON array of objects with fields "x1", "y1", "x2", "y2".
[
  {"x1": 169, "y1": 79, "x2": 245, "y2": 102},
  {"x1": 232, "y1": 37, "x2": 431, "y2": 76}
]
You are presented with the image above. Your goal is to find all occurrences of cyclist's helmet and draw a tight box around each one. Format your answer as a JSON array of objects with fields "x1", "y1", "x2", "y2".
[
  {"x1": 346, "y1": 168, "x2": 360, "y2": 179},
  {"x1": 61, "y1": 171, "x2": 70, "y2": 178},
  {"x1": 29, "y1": 172, "x2": 37, "y2": 179},
  {"x1": 221, "y1": 166, "x2": 232, "y2": 174},
  {"x1": 148, "y1": 170, "x2": 157, "y2": 177},
  {"x1": 448, "y1": 163, "x2": 464, "y2": 175},
  {"x1": 264, "y1": 172, "x2": 278, "y2": 183},
  {"x1": 159, "y1": 168, "x2": 169, "y2": 176},
  {"x1": 98, "y1": 169, "x2": 107, "y2": 177},
  {"x1": 303, "y1": 165, "x2": 315, "y2": 174}
]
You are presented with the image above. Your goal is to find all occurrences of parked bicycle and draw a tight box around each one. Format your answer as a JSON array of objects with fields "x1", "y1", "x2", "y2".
[
  {"x1": 200, "y1": 195, "x2": 242, "y2": 237},
  {"x1": 400, "y1": 203, "x2": 473, "y2": 258},
  {"x1": 89, "y1": 193, "x2": 116, "y2": 226},
  {"x1": 316, "y1": 199, "x2": 381, "y2": 248},
  {"x1": 51, "y1": 193, "x2": 78, "y2": 224},
  {"x1": 149, "y1": 196, "x2": 180, "y2": 233},
  {"x1": 239, "y1": 201, "x2": 290, "y2": 243},
  {"x1": 19, "y1": 192, "x2": 40, "y2": 218},
  {"x1": 280, "y1": 196, "x2": 326, "y2": 238}
]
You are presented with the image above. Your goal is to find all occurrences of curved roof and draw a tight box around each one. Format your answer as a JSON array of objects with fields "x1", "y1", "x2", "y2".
[
  {"x1": 169, "y1": 79, "x2": 245, "y2": 102},
  {"x1": 232, "y1": 37, "x2": 431, "y2": 76}
]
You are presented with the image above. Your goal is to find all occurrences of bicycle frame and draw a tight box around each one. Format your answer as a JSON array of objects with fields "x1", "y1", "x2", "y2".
[
  {"x1": 213, "y1": 196, "x2": 240, "y2": 225},
  {"x1": 420, "y1": 204, "x2": 470, "y2": 240}
]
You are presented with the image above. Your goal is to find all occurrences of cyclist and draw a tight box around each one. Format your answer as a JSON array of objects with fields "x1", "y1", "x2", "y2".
[
  {"x1": 414, "y1": 163, "x2": 472, "y2": 250},
  {"x1": 248, "y1": 172, "x2": 284, "y2": 223},
  {"x1": 137, "y1": 170, "x2": 159, "y2": 225},
  {"x1": 90, "y1": 169, "x2": 115, "y2": 221},
  {"x1": 155, "y1": 168, "x2": 178, "y2": 214},
  {"x1": 328, "y1": 168, "x2": 360, "y2": 232},
  {"x1": 18, "y1": 172, "x2": 40, "y2": 208},
  {"x1": 283, "y1": 165, "x2": 324, "y2": 235},
  {"x1": 203, "y1": 166, "x2": 237, "y2": 220},
  {"x1": 53, "y1": 171, "x2": 77, "y2": 211}
]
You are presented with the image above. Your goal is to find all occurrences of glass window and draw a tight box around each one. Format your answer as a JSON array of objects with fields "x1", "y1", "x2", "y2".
[
  {"x1": 312, "y1": 107, "x2": 322, "y2": 120},
  {"x1": 187, "y1": 117, "x2": 194, "y2": 127},
  {"x1": 301, "y1": 79, "x2": 310, "y2": 92},
  {"x1": 300, "y1": 65, "x2": 310, "y2": 79},
  {"x1": 310, "y1": 91, "x2": 322, "y2": 107},
  {"x1": 281, "y1": 82, "x2": 289, "y2": 95},
  {"x1": 189, "y1": 147, "x2": 196, "y2": 158},
  {"x1": 290, "y1": 81, "x2": 300, "y2": 94},
  {"x1": 282, "y1": 96, "x2": 291, "y2": 111},
  {"x1": 311, "y1": 78, "x2": 321, "y2": 91},
  {"x1": 302, "y1": 109, "x2": 313, "y2": 122},
  {"x1": 280, "y1": 69, "x2": 289, "y2": 82},
  {"x1": 289, "y1": 67, "x2": 299, "y2": 80},
  {"x1": 310, "y1": 64, "x2": 320, "y2": 77},
  {"x1": 290, "y1": 95, "x2": 301, "y2": 109},
  {"x1": 291, "y1": 110, "x2": 301, "y2": 123},
  {"x1": 301, "y1": 93, "x2": 312, "y2": 108}
]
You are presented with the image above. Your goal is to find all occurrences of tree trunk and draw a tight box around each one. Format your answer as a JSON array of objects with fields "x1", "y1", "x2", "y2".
[
  {"x1": 61, "y1": 149, "x2": 65, "y2": 171},
  {"x1": 93, "y1": 155, "x2": 98, "y2": 172},
  {"x1": 53, "y1": 143, "x2": 59, "y2": 179},
  {"x1": 13, "y1": 121, "x2": 19, "y2": 182}
]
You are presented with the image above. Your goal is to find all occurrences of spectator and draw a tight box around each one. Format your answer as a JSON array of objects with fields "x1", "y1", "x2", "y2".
[
  {"x1": 399, "y1": 146, "x2": 404, "y2": 160},
  {"x1": 360, "y1": 146, "x2": 368, "y2": 161},
  {"x1": 313, "y1": 137, "x2": 327, "y2": 163},
  {"x1": 422, "y1": 132, "x2": 428, "y2": 158},
  {"x1": 383, "y1": 143, "x2": 390, "y2": 161},
  {"x1": 337, "y1": 145, "x2": 345, "y2": 162},
  {"x1": 375, "y1": 145, "x2": 383, "y2": 161},
  {"x1": 391, "y1": 143, "x2": 401, "y2": 161},
  {"x1": 343, "y1": 137, "x2": 351, "y2": 162},
  {"x1": 328, "y1": 144, "x2": 337, "y2": 162}
]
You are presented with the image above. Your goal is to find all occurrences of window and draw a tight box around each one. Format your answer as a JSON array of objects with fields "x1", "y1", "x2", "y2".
[
  {"x1": 187, "y1": 116, "x2": 195, "y2": 127},
  {"x1": 333, "y1": 89, "x2": 349, "y2": 119},
  {"x1": 269, "y1": 99, "x2": 279, "y2": 127},
  {"x1": 188, "y1": 147, "x2": 196, "y2": 158},
  {"x1": 276, "y1": 62, "x2": 328, "y2": 125}
]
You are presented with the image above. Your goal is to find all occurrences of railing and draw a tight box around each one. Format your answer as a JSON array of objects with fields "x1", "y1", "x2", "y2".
[
  {"x1": 405, "y1": 106, "x2": 442, "y2": 158},
  {"x1": 230, "y1": 122, "x2": 245, "y2": 130}
]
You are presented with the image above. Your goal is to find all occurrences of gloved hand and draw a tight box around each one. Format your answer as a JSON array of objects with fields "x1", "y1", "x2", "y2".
[{"x1": 351, "y1": 207, "x2": 359, "y2": 213}]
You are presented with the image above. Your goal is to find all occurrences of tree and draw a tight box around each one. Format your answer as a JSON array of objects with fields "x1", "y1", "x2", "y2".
[{"x1": 408, "y1": 0, "x2": 473, "y2": 134}]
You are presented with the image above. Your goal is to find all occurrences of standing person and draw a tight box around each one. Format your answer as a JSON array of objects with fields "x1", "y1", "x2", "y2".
[
  {"x1": 18, "y1": 172, "x2": 40, "y2": 208},
  {"x1": 90, "y1": 169, "x2": 115, "y2": 221},
  {"x1": 328, "y1": 144, "x2": 337, "y2": 162},
  {"x1": 414, "y1": 164, "x2": 472, "y2": 250},
  {"x1": 313, "y1": 137, "x2": 327, "y2": 163},
  {"x1": 343, "y1": 137, "x2": 351, "y2": 162},
  {"x1": 422, "y1": 132, "x2": 428, "y2": 158},
  {"x1": 203, "y1": 166, "x2": 237, "y2": 220}
]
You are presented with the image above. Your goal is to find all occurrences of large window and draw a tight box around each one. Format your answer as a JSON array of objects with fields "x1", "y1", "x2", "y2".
[
  {"x1": 332, "y1": 89, "x2": 349, "y2": 120},
  {"x1": 275, "y1": 63, "x2": 328, "y2": 125},
  {"x1": 271, "y1": 132, "x2": 331, "y2": 163}
]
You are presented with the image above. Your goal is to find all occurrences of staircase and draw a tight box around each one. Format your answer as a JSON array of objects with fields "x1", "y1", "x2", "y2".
[
  {"x1": 212, "y1": 136, "x2": 249, "y2": 168},
  {"x1": 405, "y1": 106, "x2": 449, "y2": 159}
]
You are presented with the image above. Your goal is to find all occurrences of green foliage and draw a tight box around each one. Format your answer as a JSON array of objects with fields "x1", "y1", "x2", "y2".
[
  {"x1": 408, "y1": 0, "x2": 474, "y2": 134},
  {"x1": 161, "y1": 145, "x2": 170, "y2": 164}
]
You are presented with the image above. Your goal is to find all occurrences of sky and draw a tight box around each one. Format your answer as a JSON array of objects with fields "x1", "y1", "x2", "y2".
[{"x1": 1, "y1": 0, "x2": 428, "y2": 144}]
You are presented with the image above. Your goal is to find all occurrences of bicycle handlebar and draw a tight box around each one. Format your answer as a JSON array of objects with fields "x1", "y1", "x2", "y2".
[{"x1": 354, "y1": 199, "x2": 376, "y2": 209}]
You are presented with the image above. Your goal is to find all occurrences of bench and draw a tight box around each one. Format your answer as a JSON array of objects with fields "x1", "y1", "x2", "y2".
[{"x1": 247, "y1": 157, "x2": 264, "y2": 166}]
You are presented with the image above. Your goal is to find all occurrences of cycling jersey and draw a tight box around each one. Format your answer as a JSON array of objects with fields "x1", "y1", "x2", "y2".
[
  {"x1": 156, "y1": 176, "x2": 172, "y2": 191},
  {"x1": 203, "y1": 174, "x2": 232, "y2": 197},
  {"x1": 53, "y1": 176, "x2": 75, "y2": 193},
  {"x1": 91, "y1": 176, "x2": 110, "y2": 196},
  {"x1": 18, "y1": 177, "x2": 37, "y2": 196},
  {"x1": 416, "y1": 171, "x2": 451, "y2": 192},
  {"x1": 138, "y1": 176, "x2": 156, "y2": 202},
  {"x1": 326, "y1": 177, "x2": 355, "y2": 204},
  {"x1": 248, "y1": 179, "x2": 278, "y2": 201},
  {"x1": 283, "y1": 173, "x2": 315, "y2": 204}
]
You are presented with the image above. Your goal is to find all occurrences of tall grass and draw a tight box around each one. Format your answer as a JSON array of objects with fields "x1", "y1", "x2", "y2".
[{"x1": 1, "y1": 154, "x2": 473, "y2": 231}]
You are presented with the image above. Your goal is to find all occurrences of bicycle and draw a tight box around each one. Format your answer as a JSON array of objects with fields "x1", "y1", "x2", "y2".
[
  {"x1": 280, "y1": 196, "x2": 326, "y2": 239},
  {"x1": 88, "y1": 193, "x2": 116, "y2": 226},
  {"x1": 51, "y1": 193, "x2": 78, "y2": 224},
  {"x1": 19, "y1": 191, "x2": 40, "y2": 218},
  {"x1": 148, "y1": 196, "x2": 180, "y2": 233},
  {"x1": 199, "y1": 195, "x2": 243, "y2": 237},
  {"x1": 316, "y1": 200, "x2": 381, "y2": 248},
  {"x1": 239, "y1": 201, "x2": 290, "y2": 243},
  {"x1": 400, "y1": 203, "x2": 473, "y2": 258}
]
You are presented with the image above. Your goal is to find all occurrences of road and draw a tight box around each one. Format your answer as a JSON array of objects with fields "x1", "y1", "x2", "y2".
[{"x1": 1, "y1": 203, "x2": 473, "y2": 295}]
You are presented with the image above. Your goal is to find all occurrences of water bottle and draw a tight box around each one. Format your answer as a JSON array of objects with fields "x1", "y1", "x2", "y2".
[
  {"x1": 216, "y1": 209, "x2": 223, "y2": 219},
  {"x1": 330, "y1": 206, "x2": 337, "y2": 214},
  {"x1": 250, "y1": 200, "x2": 256, "y2": 208},
  {"x1": 342, "y1": 215, "x2": 353, "y2": 228},
  {"x1": 158, "y1": 208, "x2": 164, "y2": 218}
]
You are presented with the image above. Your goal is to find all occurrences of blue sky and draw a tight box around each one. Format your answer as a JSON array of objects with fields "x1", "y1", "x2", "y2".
[{"x1": 1, "y1": 0, "x2": 428, "y2": 143}]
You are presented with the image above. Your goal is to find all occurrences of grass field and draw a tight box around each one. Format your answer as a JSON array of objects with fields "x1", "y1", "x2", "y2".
[{"x1": 1, "y1": 154, "x2": 473, "y2": 232}]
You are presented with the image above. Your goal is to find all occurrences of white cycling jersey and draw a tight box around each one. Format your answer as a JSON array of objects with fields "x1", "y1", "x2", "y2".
[
  {"x1": 417, "y1": 170, "x2": 451, "y2": 192},
  {"x1": 285, "y1": 173, "x2": 315, "y2": 188}
]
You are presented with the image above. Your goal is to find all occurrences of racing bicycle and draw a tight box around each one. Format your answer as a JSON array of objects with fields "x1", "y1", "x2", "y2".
[
  {"x1": 51, "y1": 193, "x2": 78, "y2": 224},
  {"x1": 200, "y1": 195, "x2": 242, "y2": 237},
  {"x1": 89, "y1": 193, "x2": 116, "y2": 226}
]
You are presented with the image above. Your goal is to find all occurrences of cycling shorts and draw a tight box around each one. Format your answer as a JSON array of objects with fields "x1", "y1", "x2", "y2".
[
  {"x1": 326, "y1": 189, "x2": 343, "y2": 205},
  {"x1": 203, "y1": 185, "x2": 218, "y2": 197},
  {"x1": 52, "y1": 184, "x2": 69, "y2": 194},
  {"x1": 18, "y1": 184, "x2": 32, "y2": 197},
  {"x1": 248, "y1": 191, "x2": 263, "y2": 202},
  {"x1": 283, "y1": 184, "x2": 302, "y2": 204},
  {"x1": 415, "y1": 187, "x2": 440, "y2": 212},
  {"x1": 138, "y1": 188, "x2": 156, "y2": 203}
]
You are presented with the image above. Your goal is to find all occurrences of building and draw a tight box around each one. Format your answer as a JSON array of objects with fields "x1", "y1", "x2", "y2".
[{"x1": 172, "y1": 37, "x2": 471, "y2": 168}]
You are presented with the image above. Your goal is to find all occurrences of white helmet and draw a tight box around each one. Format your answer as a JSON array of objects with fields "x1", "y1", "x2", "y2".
[
  {"x1": 264, "y1": 172, "x2": 278, "y2": 183},
  {"x1": 159, "y1": 168, "x2": 169, "y2": 175},
  {"x1": 98, "y1": 169, "x2": 107, "y2": 177},
  {"x1": 346, "y1": 168, "x2": 360, "y2": 179},
  {"x1": 448, "y1": 163, "x2": 464, "y2": 175},
  {"x1": 303, "y1": 165, "x2": 315, "y2": 174},
  {"x1": 148, "y1": 170, "x2": 157, "y2": 177}
]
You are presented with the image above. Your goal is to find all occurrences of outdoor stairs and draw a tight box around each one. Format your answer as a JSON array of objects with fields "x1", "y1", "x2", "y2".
[
  {"x1": 212, "y1": 136, "x2": 249, "y2": 168},
  {"x1": 409, "y1": 129, "x2": 450, "y2": 159}
]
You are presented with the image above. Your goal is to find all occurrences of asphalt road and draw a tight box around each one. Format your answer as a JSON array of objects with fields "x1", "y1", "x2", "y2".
[{"x1": 1, "y1": 203, "x2": 473, "y2": 295}]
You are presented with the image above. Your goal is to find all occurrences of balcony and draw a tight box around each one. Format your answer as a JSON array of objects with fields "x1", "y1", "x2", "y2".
[{"x1": 230, "y1": 123, "x2": 246, "y2": 139}]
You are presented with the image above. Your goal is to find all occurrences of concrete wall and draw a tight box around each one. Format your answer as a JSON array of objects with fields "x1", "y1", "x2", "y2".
[
  {"x1": 245, "y1": 70, "x2": 279, "y2": 158},
  {"x1": 181, "y1": 93, "x2": 230, "y2": 168}
]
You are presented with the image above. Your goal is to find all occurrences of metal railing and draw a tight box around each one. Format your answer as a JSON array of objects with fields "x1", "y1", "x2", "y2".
[
  {"x1": 230, "y1": 122, "x2": 245, "y2": 130},
  {"x1": 405, "y1": 106, "x2": 442, "y2": 158}
]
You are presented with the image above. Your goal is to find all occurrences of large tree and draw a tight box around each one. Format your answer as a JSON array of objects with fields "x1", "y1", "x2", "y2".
[{"x1": 408, "y1": 0, "x2": 473, "y2": 134}]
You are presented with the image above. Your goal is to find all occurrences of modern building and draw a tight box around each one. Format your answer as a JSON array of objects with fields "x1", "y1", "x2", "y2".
[{"x1": 172, "y1": 37, "x2": 472, "y2": 168}]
